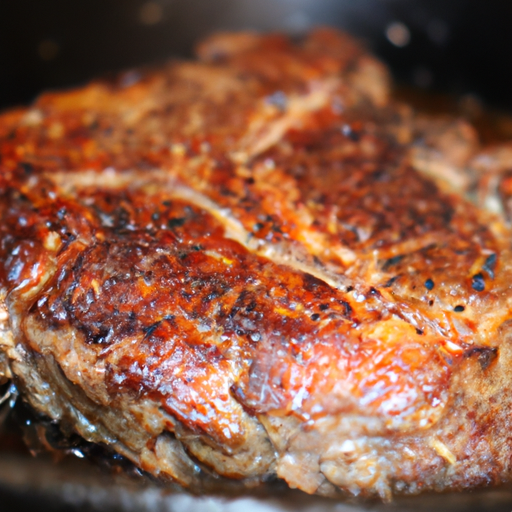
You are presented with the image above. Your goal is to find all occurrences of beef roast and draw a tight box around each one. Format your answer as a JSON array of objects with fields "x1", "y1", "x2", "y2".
[{"x1": 1, "y1": 29, "x2": 512, "y2": 500}]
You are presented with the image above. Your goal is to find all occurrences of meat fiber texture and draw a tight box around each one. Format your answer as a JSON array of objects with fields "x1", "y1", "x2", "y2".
[{"x1": 1, "y1": 29, "x2": 512, "y2": 501}]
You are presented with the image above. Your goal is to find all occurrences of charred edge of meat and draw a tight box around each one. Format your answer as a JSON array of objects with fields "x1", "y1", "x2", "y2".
[{"x1": 463, "y1": 346, "x2": 498, "y2": 371}]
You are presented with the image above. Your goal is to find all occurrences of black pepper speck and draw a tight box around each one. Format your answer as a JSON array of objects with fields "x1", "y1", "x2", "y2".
[
  {"x1": 483, "y1": 253, "x2": 497, "y2": 279},
  {"x1": 471, "y1": 273, "x2": 485, "y2": 292}
]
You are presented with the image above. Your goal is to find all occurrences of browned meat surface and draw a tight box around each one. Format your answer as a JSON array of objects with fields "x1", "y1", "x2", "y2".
[{"x1": 1, "y1": 29, "x2": 512, "y2": 500}]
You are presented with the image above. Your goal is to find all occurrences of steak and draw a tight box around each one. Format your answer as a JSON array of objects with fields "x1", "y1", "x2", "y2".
[{"x1": 1, "y1": 29, "x2": 512, "y2": 500}]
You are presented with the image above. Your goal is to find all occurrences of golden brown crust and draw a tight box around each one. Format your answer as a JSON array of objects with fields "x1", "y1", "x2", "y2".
[{"x1": 1, "y1": 28, "x2": 512, "y2": 499}]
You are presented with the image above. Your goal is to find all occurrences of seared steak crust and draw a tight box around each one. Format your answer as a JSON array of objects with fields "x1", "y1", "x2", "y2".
[{"x1": 1, "y1": 29, "x2": 512, "y2": 499}]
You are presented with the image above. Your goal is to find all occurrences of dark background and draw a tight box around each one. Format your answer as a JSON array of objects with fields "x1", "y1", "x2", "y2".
[{"x1": 1, "y1": 0, "x2": 512, "y2": 112}]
